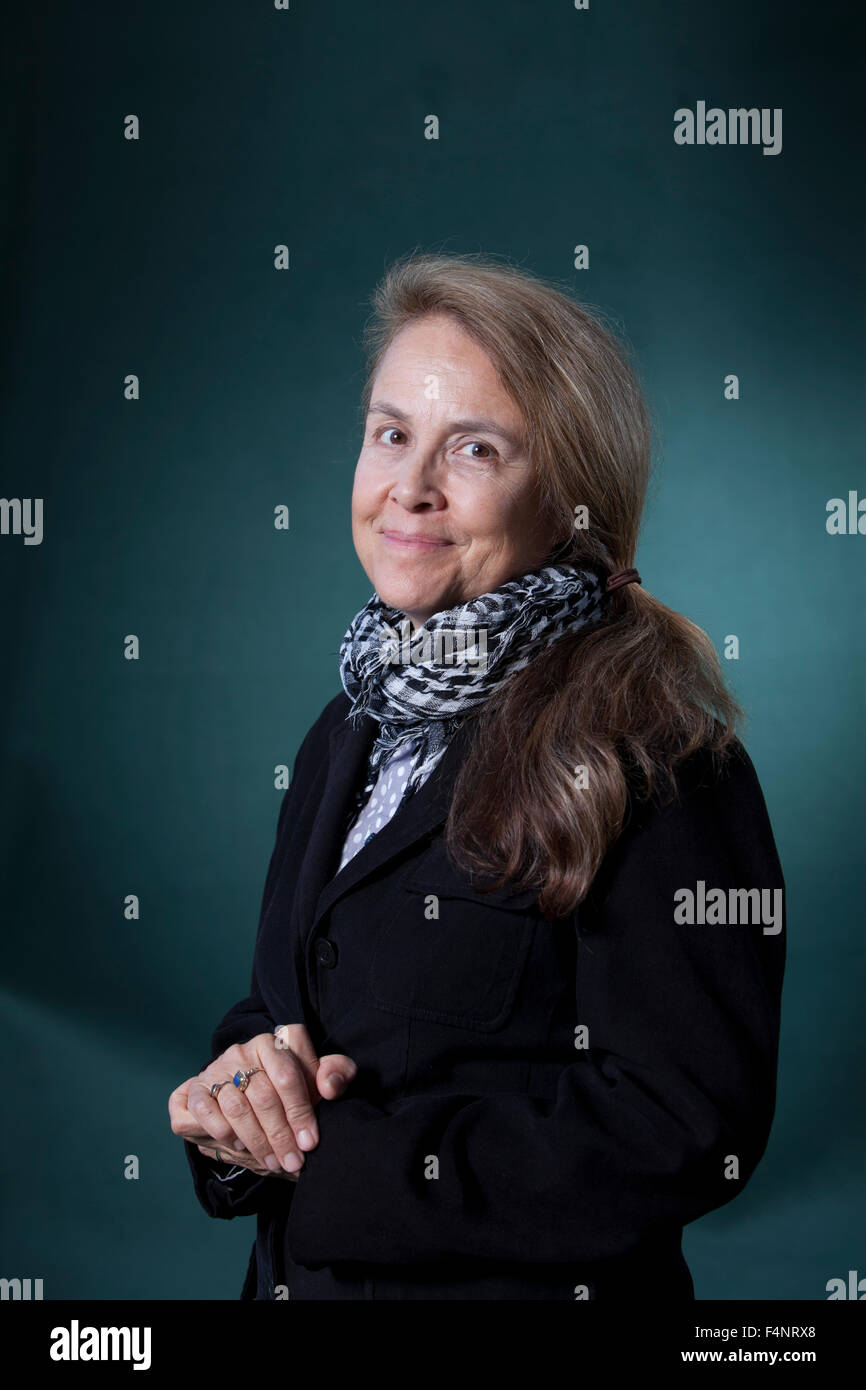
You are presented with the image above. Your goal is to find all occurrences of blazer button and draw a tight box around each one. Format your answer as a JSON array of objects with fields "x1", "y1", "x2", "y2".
[{"x1": 314, "y1": 938, "x2": 337, "y2": 968}]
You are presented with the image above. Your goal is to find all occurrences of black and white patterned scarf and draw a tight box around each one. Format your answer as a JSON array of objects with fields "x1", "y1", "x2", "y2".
[{"x1": 339, "y1": 564, "x2": 608, "y2": 813}]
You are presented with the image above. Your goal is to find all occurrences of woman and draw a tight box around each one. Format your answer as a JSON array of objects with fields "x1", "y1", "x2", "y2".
[{"x1": 168, "y1": 252, "x2": 786, "y2": 1301}]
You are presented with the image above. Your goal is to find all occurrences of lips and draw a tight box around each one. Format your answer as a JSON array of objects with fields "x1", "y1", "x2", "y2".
[{"x1": 381, "y1": 530, "x2": 451, "y2": 549}]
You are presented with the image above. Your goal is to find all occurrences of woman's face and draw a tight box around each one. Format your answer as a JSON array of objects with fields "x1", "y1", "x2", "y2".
[{"x1": 352, "y1": 313, "x2": 553, "y2": 628}]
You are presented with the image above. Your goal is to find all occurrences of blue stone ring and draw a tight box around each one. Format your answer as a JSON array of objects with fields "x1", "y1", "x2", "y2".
[{"x1": 232, "y1": 1067, "x2": 261, "y2": 1094}]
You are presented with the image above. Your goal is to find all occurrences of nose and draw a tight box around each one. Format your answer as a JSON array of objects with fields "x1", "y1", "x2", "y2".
[{"x1": 388, "y1": 445, "x2": 446, "y2": 512}]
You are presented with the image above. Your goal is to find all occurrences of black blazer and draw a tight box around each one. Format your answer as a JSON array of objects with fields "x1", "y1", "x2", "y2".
[{"x1": 184, "y1": 691, "x2": 786, "y2": 1301}]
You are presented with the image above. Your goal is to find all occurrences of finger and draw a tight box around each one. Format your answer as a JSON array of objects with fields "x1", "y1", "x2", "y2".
[
  {"x1": 270, "y1": 1027, "x2": 321, "y2": 1139},
  {"x1": 185, "y1": 1125, "x2": 243, "y2": 1149},
  {"x1": 168, "y1": 1083, "x2": 193, "y2": 1135},
  {"x1": 243, "y1": 1063, "x2": 313, "y2": 1170},
  {"x1": 316, "y1": 1053, "x2": 358, "y2": 1100},
  {"x1": 175, "y1": 1078, "x2": 246, "y2": 1151},
  {"x1": 198, "y1": 1143, "x2": 267, "y2": 1176},
  {"x1": 214, "y1": 1071, "x2": 297, "y2": 1172},
  {"x1": 258, "y1": 1040, "x2": 323, "y2": 1163},
  {"x1": 273, "y1": 1024, "x2": 320, "y2": 1084}
]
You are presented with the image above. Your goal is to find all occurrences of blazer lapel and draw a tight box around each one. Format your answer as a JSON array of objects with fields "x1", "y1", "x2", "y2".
[
  {"x1": 299, "y1": 712, "x2": 476, "y2": 943},
  {"x1": 291, "y1": 708, "x2": 376, "y2": 939}
]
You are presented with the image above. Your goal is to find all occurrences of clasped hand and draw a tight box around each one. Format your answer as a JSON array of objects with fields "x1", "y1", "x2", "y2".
[{"x1": 168, "y1": 1024, "x2": 357, "y2": 1182}]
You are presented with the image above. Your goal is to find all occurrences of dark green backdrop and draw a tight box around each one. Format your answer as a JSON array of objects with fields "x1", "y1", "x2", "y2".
[{"x1": 2, "y1": 0, "x2": 863, "y2": 1299}]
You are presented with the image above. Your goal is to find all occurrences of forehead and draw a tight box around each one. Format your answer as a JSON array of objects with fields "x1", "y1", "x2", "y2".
[{"x1": 370, "y1": 315, "x2": 523, "y2": 421}]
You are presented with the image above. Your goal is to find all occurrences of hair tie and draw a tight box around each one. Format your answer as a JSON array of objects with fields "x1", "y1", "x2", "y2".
[{"x1": 605, "y1": 568, "x2": 642, "y2": 593}]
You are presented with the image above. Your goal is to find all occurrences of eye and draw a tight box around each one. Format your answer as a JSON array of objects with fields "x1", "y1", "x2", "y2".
[
  {"x1": 456, "y1": 441, "x2": 495, "y2": 460},
  {"x1": 375, "y1": 426, "x2": 406, "y2": 445}
]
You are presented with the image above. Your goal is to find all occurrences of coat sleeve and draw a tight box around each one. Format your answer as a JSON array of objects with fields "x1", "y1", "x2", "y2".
[
  {"x1": 286, "y1": 742, "x2": 786, "y2": 1268},
  {"x1": 182, "y1": 776, "x2": 291, "y2": 1220},
  {"x1": 183, "y1": 1139, "x2": 284, "y2": 1221},
  {"x1": 182, "y1": 704, "x2": 335, "y2": 1220}
]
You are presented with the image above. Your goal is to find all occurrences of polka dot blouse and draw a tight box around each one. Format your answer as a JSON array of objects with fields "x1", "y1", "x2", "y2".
[{"x1": 337, "y1": 737, "x2": 425, "y2": 873}]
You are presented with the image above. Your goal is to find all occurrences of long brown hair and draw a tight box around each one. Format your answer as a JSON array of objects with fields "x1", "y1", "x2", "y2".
[{"x1": 360, "y1": 251, "x2": 744, "y2": 920}]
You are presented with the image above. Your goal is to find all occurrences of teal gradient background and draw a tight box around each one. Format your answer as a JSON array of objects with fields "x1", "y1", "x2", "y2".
[{"x1": 1, "y1": 0, "x2": 863, "y2": 1299}]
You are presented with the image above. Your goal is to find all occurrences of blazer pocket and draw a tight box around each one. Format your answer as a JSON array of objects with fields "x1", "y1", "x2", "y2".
[{"x1": 367, "y1": 844, "x2": 537, "y2": 1032}]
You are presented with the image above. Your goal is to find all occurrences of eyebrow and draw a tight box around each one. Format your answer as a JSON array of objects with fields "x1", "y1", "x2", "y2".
[{"x1": 367, "y1": 399, "x2": 523, "y2": 451}]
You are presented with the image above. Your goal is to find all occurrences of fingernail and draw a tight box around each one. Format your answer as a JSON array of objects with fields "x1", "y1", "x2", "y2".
[
  {"x1": 327, "y1": 1074, "x2": 345, "y2": 1096},
  {"x1": 298, "y1": 1128, "x2": 317, "y2": 1150},
  {"x1": 282, "y1": 1153, "x2": 303, "y2": 1173},
  {"x1": 265, "y1": 1154, "x2": 280, "y2": 1172},
  {"x1": 233, "y1": 1138, "x2": 245, "y2": 1150}
]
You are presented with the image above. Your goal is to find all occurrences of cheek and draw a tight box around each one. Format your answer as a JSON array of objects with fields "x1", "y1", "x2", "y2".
[
  {"x1": 451, "y1": 476, "x2": 522, "y2": 547},
  {"x1": 351, "y1": 460, "x2": 377, "y2": 524},
  {"x1": 354, "y1": 449, "x2": 392, "y2": 502}
]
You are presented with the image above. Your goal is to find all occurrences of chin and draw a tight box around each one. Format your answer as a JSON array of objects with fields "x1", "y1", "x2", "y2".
[
  {"x1": 370, "y1": 565, "x2": 441, "y2": 614},
  {"x1": 376, "y1": 586, "x2": 435, "y2": 618}
]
